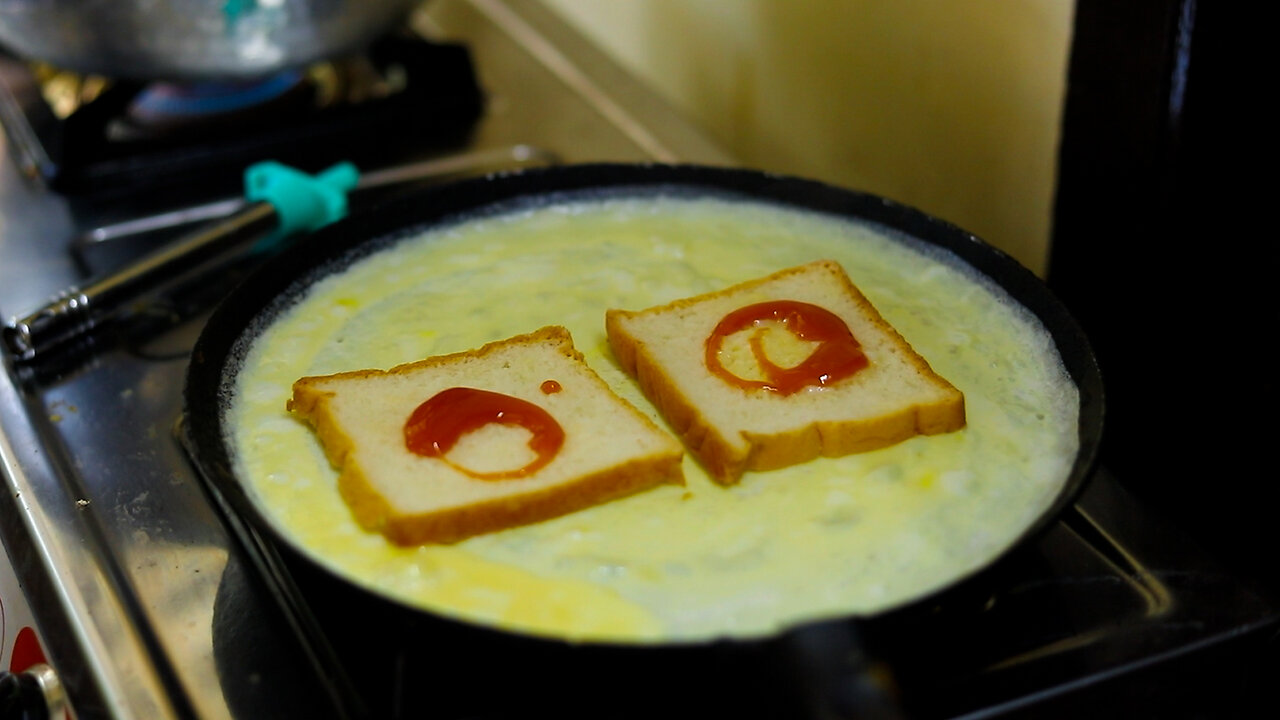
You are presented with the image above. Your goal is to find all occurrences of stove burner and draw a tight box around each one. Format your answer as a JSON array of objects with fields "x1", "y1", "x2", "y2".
[
  {"x1": 113, "y1": 70, "x2": 316, "y2": 142},
  {"x1": 126, "y1": 71, "x2": 307, "y2": 124},
  {"x1": 0, "y1": 34, "x2": 484, "y2": 199}
]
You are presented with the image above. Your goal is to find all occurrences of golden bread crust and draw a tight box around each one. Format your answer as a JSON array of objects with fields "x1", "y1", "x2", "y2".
[
  {"x1": 288, "y1": 326, "x2": 684, "y2": 544},
  {"x1": 606, "y1": 260, "x2": 965, "y2": 484}
]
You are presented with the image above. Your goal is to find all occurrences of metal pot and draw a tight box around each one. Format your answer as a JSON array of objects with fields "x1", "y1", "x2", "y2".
[{"x1": 0, "y1": 0, "x2": 420, "y2": 81}]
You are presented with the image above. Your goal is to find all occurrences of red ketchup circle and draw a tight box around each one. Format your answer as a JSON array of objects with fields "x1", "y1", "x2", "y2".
[
  {"x1": 404, "y1": 387, "x2": 565, "y2": 480},
  {"x1": 705, "y1": 300, "x2": 868, "y2": 395}
]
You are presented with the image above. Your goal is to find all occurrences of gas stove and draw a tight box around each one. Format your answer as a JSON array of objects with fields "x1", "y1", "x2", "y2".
[
  {"x1": 1, "y1": 1, "x2": 1276, "y2": 718},
  {"x1": 0, "y1": 32, "x2": 484, "y2": 202}
]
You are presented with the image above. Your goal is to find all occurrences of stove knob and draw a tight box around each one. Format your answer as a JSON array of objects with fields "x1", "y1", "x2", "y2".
[{"x1": 0, "y1": 664, "x2": 67, "y2": 720}]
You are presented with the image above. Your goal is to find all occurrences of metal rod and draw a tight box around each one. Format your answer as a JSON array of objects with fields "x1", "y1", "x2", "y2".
[
  {"x1": 5, "y1": 145, "x2": 561, "y2": 363},
  {"x1": 73, "y1": 145, "x2": 559, "y2": 248},
  {"x1": 80, "y1": 197, "x2": 249, "y2": 245}
]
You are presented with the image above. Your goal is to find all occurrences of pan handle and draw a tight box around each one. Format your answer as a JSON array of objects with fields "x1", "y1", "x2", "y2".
[
  {"x1": 0, "y1": 664, "x2": 66, "y2": 720},
  {"x1": 5, "y1": 147, "x2": 562, "y2": 365},
  {"x1": 777, "y1": 620, "x2": 907, "y2": 720},
  {"x1": 1, "y1": 161, "x2": 357, "y2": 364}
]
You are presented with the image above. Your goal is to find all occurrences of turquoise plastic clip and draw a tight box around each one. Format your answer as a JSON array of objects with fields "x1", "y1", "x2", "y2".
[
  {"x1": 244, "y1": 160, "x2": 360, "y2": 251},
  {"x1": 222, "y1": 0, "x2": 256, "y2": 27}
]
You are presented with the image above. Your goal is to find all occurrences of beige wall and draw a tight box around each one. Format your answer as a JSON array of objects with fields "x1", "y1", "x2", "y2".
[{"x1": 542, "y1": 0, "x2": 1075, "y2": 276}]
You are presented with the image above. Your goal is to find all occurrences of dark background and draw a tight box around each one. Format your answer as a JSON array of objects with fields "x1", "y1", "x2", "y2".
[{"x1": 1049, "y1": 0, "x2": 1276, "y2": 598}]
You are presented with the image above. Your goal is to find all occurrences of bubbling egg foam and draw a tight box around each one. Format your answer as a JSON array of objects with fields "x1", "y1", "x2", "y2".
[{"x1": 228, "y1": 194, "x2": 1080, "y2": 643}]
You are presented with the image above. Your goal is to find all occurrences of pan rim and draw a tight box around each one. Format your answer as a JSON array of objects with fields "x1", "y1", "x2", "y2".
[{"x1": 182, "y1": 161, "x2": 1104, "y2": 650}]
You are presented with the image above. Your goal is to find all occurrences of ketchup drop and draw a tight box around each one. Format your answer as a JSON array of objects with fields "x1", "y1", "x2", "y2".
[
  {"x1": 705, "y1": 300, "x2": 868, "y2": 395},
  {"x1": 540, "y1": 379, "x2": 563, "y2": 394},
  {"x1": 404, "y1": 387, "x2": 565, "y2": 480}
]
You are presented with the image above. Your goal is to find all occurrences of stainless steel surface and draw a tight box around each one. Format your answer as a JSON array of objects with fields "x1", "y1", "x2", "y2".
[
  {"x1": 0, "y1": 1, "x2": 731, "y2": 717},
  {"x1": 415, "y1": 0, "x2": 732, "y2": 165},
  {"x1": 0, "y1": 0, "x2": 420, "y2": 81}
]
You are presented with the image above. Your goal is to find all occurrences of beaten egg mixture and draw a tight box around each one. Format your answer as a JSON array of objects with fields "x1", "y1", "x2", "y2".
[{"x1": 229, "y1": 195, "x2": 1079, "y2": 642}]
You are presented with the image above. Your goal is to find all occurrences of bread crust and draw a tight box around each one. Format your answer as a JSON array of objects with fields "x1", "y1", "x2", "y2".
[
  {"x1": 288, "y1": 326, "x2": 685, "y2": 544},
  {"x1": 606, "y1": 260, "x2": 966, "y2": 484}
]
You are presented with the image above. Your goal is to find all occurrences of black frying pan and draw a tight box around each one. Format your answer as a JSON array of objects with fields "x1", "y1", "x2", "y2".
[{"x1": 181, "y1": 163, "x2": 1103, "y2": 719}]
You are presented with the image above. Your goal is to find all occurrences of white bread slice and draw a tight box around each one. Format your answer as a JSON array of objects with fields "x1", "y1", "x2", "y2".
[
  {"x1": 605, "y1": 260, "x2": 965, "y2": 484},
  {"x1": 288, "y1": 326, "x2": 685, "y2": 545}
]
